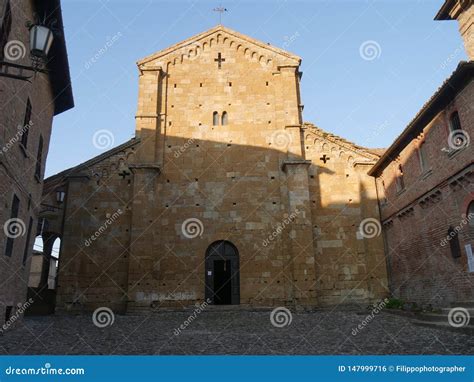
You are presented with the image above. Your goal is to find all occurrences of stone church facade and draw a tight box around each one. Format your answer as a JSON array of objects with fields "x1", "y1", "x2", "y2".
[{"x1": 43, "y1": 26, "x2": 388, "y2": 313}]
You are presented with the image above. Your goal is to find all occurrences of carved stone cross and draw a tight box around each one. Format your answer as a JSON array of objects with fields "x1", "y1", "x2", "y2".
[
  {"x1": 214, "y1": 52, "x2": 225, "y2": 69},
  {"x1": 118, "y1": 170, "x2": 131, "y2": 179},
  {"x1": 320, "y1": 154, "x2": 330, "y2": 163}
]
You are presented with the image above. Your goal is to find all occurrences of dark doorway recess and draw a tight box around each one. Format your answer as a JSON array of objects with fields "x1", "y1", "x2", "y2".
[{"x1": 205, "y1": 240, "x2": 240, "y2": 305}]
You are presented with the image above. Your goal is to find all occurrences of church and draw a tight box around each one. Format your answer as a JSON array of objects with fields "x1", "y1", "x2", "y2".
[{"x1": 40, "y1": 25, "x2": 391, "y2": 313}]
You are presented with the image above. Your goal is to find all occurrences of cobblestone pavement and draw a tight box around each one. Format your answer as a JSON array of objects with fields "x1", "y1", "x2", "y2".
[{"x1": 0, "y1": 310, "x2": 472, "y2": 355}]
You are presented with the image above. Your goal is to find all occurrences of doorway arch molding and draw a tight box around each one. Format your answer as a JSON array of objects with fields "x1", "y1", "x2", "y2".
[{"x1": 204, "y1": 240, "x2": 240, "y2": 305}]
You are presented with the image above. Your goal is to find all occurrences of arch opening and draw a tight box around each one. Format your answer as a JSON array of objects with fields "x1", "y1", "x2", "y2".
[{"x1": 205, "y1": 240, "x2": 240, "y2": 305}]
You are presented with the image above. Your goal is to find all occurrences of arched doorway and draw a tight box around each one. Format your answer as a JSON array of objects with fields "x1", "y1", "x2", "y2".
[
  {"x1": 26, "y1": 233, "x2": 61, "y2": 315},
  {"x1": 205, "y1": 241, "x2": 240, "y2": 305}
]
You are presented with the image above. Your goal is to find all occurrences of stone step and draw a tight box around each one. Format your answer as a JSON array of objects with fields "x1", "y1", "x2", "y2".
[
  {"x1": 126, "y1": 305, "x2": 276, "y2": 315},
  {"x1": 450, "y1": 301, "x2": 474, "y2": 308},
  {"x1": 441, "y1": 307, "x2": 474, "y2": 315},
  {"x1": 126, "y1": 305, "x2": 154, "y2": 316},
  {"x1": 416, "y1": 313, "x2": 447, "y2": 323},
  {"x1": 416, "y1": 309, "x2": 473, "y2": 325},
  {"x1": 412, "y1": 319, "x2": 474, "y2": 335},
  {"x1": 203, "y1": 305, "x2": 273, "y2": 312}
]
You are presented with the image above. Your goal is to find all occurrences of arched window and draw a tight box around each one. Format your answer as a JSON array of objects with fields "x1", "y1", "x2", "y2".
[
  {"x1": 447, "y1": 226, "x2": 461, "y2": 258},
  {"x1": 221, "y1": 111, "x2": 228, "y2": 125},
  {"x1": 449, "y1": 111, "x2": 462, "y2": 132},
  {"x1": 395, "y1": 164, "x2": 405, "y2": 192},
  {"x1": 468, "y1": 202, "x2": 474, "y2": 227},
  {"x1": 213, "y1": 111, "x2": 219, "y2": 126}
]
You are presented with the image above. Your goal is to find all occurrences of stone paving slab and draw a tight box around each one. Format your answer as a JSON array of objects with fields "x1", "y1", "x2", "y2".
[{"x1": 0, "y1": 311, "x2": 472, "y2": 355}]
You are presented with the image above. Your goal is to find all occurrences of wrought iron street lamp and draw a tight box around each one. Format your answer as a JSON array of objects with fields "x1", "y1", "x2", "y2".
[
  {"x1": 30, "y1": 24, "x2": 54, "y2": 58},
  {"x1": 0, "y1": 21, "x2": 56, "y2": 81},
  {"x1": 56, "y1": 190, "x2": 66, "y2": 204}
]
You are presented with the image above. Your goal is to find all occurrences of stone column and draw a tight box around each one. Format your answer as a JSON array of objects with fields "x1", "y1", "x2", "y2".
[
  {"x1": 126, "y1": 64, "x2": 164, "y2": 311},
  {"x1": 55, "y1": 174, "x2": 90, "y2": 312},
  {"x1": 282, "y1": 125, "x2": 317, "y2": 308},
  {"x1": 38, "y1": 233, "x2": 56, "y2": 291},
  {"x1": 454, "y1": 2, "x2": 474, "y2": 60},
  {"x1": 126, "y1": 165, "x2": 160, "y2": 310},
  {"x1": 134, "y1": 65, "x2": 164, "y2": 164}
]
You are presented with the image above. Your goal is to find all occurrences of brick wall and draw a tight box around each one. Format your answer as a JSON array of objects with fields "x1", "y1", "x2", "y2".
[
  {"x1": 0, "y1": 0, "x2": 56, "y2": 324},
  {"x1": 375, "y1": 79, "x2": 474, "y2": 307},
  {"x1": 457, "y1": 2, "x2": 473, "y2": 59}
]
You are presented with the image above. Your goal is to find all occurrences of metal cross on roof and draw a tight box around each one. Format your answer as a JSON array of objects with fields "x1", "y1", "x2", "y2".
[{"x1": 213, "y1": 6, "x2": 228, "y2": 24}]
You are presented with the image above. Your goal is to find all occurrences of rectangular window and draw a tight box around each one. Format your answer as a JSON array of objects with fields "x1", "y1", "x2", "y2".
[
  {"x1": 20, "y1": 98, "x2": 32, "y2": 149},
  {"x1": 395, "y1": 165, "x2": 405, "y2": 192},
  {"x1": 449, "y1": 111, "x2": 462, "y2": 132},
  {"x1": 396, "y1": 176, "x2": 405, "y2": 192},
  {"x1": 22, "y1": 217, "x2": 33, "y2": 266},
  {"x1": 5, "y1": 306, "x2": 13, "y2": 323},
  {"x1": 35, "y1": 135, "x2": 43, "y2": 180},
  {"x1": 380, "y1": 180, "x2": 388, "y2": 204},
  {"x1": 4, "y1": 194, "x2": 20, "y2": 257},
  {"x1": 448, "y1": 227, "x2": 462, "y2": 258},
  {"x1": 0, "y1": 1, "x2": 12, "y2": 61}
]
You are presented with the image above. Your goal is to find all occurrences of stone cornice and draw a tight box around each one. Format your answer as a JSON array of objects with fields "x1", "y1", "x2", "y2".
[
  {"x1": 137, "y1": 25, "x2": 300, "y2": 72},
  {"x1": 65, "y1": 173, "x2": 90, "y2": 181},
  {"x1": 303, "y1": 123, "x2": 381, "y2": 161}
]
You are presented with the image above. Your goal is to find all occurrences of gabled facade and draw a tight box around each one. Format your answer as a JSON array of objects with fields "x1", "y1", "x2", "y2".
[{"x1": 44, "y1": 26, "x2": 387, "y2": 313}]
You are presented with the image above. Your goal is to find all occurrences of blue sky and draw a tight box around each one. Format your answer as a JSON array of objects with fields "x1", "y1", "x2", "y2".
[{"x1": 45, "y1": 0, "x2": 467, "y2": 177}]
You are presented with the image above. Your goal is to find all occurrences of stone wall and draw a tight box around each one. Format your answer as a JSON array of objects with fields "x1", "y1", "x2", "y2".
[
  {"x1": 129, "y1": 27, "x2": 313, "y2": 308},
  {"x1": 53, "y1": 26, "x2": 388, "y2": 312},
  {"x1": 304, "y1": 127, "x2": 388, "y2": 306},
  {"x1": 457, "y1": 1, "x2": 473, "y2": 59},
  {"x1": 54, "y1": 144, "x2": 137, "y2": 313}
]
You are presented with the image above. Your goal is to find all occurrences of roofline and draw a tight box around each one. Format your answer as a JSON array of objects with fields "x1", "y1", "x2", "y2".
[
  {"x1": 137, "y1": 25, "x2": 301, "y2": 67},
  {"x1": 368, "y1": 61, "x2": 474, "y2": 176},
  {"x1": 44, "y1": 138, "x2": 139, "y2": 186},
  {"x1": 435, "y1": 0, "x2": 473, "y2": 20},
  {"x1": 434, "y1": 0, "x2": 456, "y2": 20},
  {"x1": 34, "y1": 0, "x2": 74, "y2": 115},
  {"x1": 303, "y1": 122, "x2": 383, "y2": 160}
]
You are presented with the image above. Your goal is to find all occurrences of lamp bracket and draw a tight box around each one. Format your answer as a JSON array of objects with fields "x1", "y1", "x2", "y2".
[{"x1": 0, "y1": 60, "x2": 48, "y2": 82}]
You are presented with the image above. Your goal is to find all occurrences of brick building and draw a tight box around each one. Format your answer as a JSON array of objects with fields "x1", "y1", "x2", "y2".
[
  {"x1": 435, "y1": 0, "x2": 473, "y2": 60},
  {"x1": 0, "y1": 0, "x2": 73, "y2": 322},
  {"x1": 42, "y1": 25, "x2": 388, "y2": 313},
  {"x1": 369, "y1": 1, "x2": 473, "y2": 307}
]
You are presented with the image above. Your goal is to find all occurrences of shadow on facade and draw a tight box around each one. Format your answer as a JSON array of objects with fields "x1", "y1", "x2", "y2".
[{"x1": 34, "y1": 131, "x2": 387, "y2": 314}]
